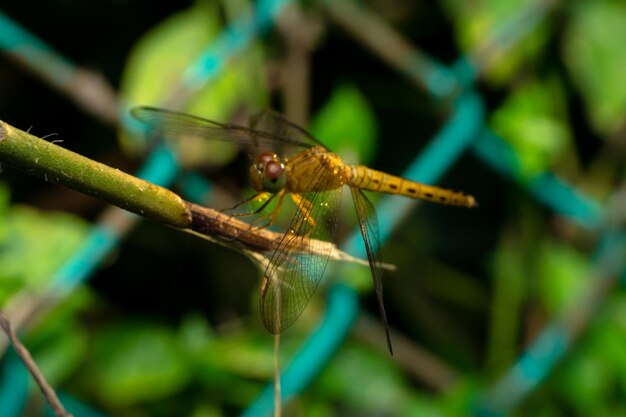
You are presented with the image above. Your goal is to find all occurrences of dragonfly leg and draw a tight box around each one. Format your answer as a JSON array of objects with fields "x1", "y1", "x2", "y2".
[
  {"x1": 227, "y1": 192, "x2": 273, "y2": 216},
  {"x1": 219, "y1": 192, "x2": 282, "y2": 244},
  {"x1": 265, "y1": 190, "x2": 287, "y2": 227},
  {"x1": 290, "y1": 193, "x2": 316, "y2": 237},
  {"x1": 232, "y1": 190, "x2": 287, "y2": 236}
]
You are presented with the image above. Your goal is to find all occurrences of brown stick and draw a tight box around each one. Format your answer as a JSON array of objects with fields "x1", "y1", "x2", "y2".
[{"x1": 0, "y1": 312, "x2": 73, "y2": 417}]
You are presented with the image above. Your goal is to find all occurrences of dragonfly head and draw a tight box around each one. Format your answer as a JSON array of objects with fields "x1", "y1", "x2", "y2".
[{"x1": 249, "y1": 152, "x2": 287, "y2": 193}]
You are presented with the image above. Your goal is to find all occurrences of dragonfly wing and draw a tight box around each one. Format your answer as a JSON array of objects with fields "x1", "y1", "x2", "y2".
[
  {"x1": 250, "y1": 109, "x2": 329, "y2": 151},
  {"x1": 350, "y1": 187, "x2": 393, "y2": 354},
  {"x1": 260, "y1": 168, "x2": 342, "y2": 334},
  {"x1": 131, "y1": 106, "x2": 311, "y2": 149}
]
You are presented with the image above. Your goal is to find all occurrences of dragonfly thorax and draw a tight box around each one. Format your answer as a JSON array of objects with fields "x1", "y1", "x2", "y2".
[{"x1": 249, "y1": 152, "x2": 287, "y2": 193}]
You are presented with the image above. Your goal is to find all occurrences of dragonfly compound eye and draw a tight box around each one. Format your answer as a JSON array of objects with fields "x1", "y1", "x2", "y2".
[
  {"x1": 262, "y1": 160, "x2": 286, "y2": 192},
  {"x1": 254, "y1": 152, "x2": 277, "y2": 166},
  {"x1": 264, "y1": 160, "x2": 283, "y2": 179},
  {"x1": 249, "y1": 152, "x2": 285, "y2": 192}
]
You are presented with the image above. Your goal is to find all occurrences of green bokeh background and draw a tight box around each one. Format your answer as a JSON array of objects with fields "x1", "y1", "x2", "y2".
[{"x1": 1, "y1": 0, "x2": 625, "y2": 416}]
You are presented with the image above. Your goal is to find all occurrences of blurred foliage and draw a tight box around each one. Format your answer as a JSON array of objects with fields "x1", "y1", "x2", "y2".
[
  {"x1": 524, "y1": 295, "x2": 626, "y2": 416},
  {"x1": 310, "y1": 83, "x2": 378, "y2": 164},
  {"x1": 441, "y1": 0, "x2": 550, "y2": 85},
  {"x1": 562, "y1": 0, "x2": 626, "y2": 136},
  {"x1": 88, "y1": 321, "x2": 191, "y2": 405},
  {"x1": 119, "y1": 0, "x2": 267, "y2": 167},
  {"x1": 0, "y1": 183, "x2": 88, "y2": 304},
  {"x1": 490, "y1": 77, "x2": 571, "y2": 180},
  {"x1": 0, "y1": 0, "x2": 626, "y2": 417},
  {"x1": 316, "y1": 345, "x2": 405, "y2": 411},
  {"x1": 29, "y1": 289, "x2": 94, "y2": 386}
]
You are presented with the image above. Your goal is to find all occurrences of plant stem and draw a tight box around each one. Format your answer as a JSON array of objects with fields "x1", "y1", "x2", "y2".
[
  {"x1": 0, "y1": 120, "x2": 191, "y2": 228},
  {"x1": 0, "y1": 119, "x2": 363, "y2": 264}
]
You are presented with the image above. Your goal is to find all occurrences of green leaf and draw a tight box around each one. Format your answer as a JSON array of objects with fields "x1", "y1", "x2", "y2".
[
  {"x1": 120, "y1": 0, "x2": 267, "y2": 165},
  {"x1": 596, "y1": 296, "x2": 626, "y2": 395},
  {"x1": 536, "y1": 241, "x2": 587, "y2": 313},
  {"x1": 88, "y1": 322, "x2": 190, "y2": 405},
  {"x1": 310, "y1": 84, "x2": 378, "y2": 164},
  {"x1": 441, "y1": 0, "x2": 549, "y2": 85},
  {"x1": 24, "y1": 289, "x2": 93, "y2": 386},
  {"x1": 195, "y1": 334, "x2": 274, "y2": 380},
  {"x1": 490, "y1": 78, "x2": 570, "y2": 180},
  {"x1": 558, "y1": 346, "x2": 613, "y2": 415},
  {"x1": 562, "y1": 0, "x2": 626, "y2": 135},
  {"x1": 177, "y1": 313, "x2": 216, "y2": 354},
  {"x1": 404, "y1": 396, "x2": 447, "y2": 417},
  {"x1": 189, "y1": 403, "x2": 224, "y2": 417},
  {"x1": 0, "y1": 200, "x2": 88, "y2": 304},
  {"x1": 316, "y1": 345, "x2": 406, "y2": 412},
  {"x1": 31, "y1": 322, "x2": 89, "y2": 386},
  {"x1": 339, "y1": 262, "x2": 374, "y2": 294},
  {"x1": 487, "y1": 236, "x2": 527, "y2": 369}
]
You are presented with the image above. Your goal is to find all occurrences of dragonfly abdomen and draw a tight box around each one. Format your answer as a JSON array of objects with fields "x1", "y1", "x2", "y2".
[{"x1": 349, "y1": 166, "x2": 477, "y2": 208}]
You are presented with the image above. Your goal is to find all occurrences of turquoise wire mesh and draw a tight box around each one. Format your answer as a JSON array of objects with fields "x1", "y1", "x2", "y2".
[{"x1": 0, "y1": 2, "x2": 616, "y2": 417}]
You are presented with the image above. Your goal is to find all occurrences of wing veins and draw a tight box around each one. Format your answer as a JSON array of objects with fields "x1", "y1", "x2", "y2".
[
  {"x1": 131, "y1": 106, "x2": 312, "y2": 149},
  {"x1": 350, "y1": 187, "x2": 393, "y2": 355},
  {"x1": 260, "y1": 162, "x2": 342, "y2": 333}
]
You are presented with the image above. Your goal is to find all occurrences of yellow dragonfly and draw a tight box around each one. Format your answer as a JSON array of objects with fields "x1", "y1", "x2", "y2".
[{"x1": 131, "y1": 107, "x2": 477, "y2": 354}]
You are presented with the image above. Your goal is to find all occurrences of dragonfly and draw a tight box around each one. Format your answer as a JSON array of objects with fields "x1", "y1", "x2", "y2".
[{"x1": 131, "y1": 106, "x2": 477, "y2": 354}]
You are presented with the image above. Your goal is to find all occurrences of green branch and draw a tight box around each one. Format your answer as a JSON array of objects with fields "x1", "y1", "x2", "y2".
[
  {"x1": 0, "y1": 120, "x2": 190, "y2": 228},
  {"x1": 0, "y1": 119, "x2": 365, "y2": 266}
]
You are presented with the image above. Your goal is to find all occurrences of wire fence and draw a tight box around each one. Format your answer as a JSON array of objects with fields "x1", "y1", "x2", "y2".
[{"x1": 0, "y1": 1, "x2": 619, "y2": 416}]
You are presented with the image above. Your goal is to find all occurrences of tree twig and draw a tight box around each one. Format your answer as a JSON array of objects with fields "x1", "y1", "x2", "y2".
[
  {"x1": 0, "y1": 312, "x2": 73, "y2": 417},
  {"x1": 0, "y1": 119, "x2": 387, "y2": 266},
  {"x1": 0, "y1": 118, "x2": 388, "y2": 357}
]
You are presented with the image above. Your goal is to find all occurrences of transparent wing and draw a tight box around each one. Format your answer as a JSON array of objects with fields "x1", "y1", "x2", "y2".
[
  {"x1": 350, "y1": 187, "x2": 393, "y2": 354},
  {"x1": 259, "y1": 167, "x2": 342, "y2": 334},
  {"x1": 131, "y1": 106, "x2": 312, "y2": 149},
  {"x1": 250, "y1": 109, "x2": 329, "y2": 150}
]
